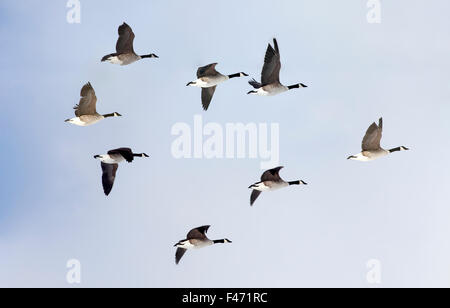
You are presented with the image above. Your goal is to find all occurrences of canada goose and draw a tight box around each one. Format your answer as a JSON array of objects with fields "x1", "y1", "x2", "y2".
[
  {"x1": 187, "y1": 63, "x2": 248, "y2": 110},
  {"x1": 347, "y1": 117, "x2": 409, "y2": 162},
  {"x1": 65, "y1": 82, "x2": 121, "y2": 126},
  {"x1": 94, "y1": 148, "x2": 149, "y2": 196},
  {"x1": 101, "y1": 23, "x2": 158, "y2": 66},
  {"x1": 249, "y1": 166, "x2": 307, "y2": 206},
  {"x1": 174, "y1": 225, "x2": 232, "y2": 265},
  {"x1": 247, "y1": 38, "x2": 307, "y2": 96}
]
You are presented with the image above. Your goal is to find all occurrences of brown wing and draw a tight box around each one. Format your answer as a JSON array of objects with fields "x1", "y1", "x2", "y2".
[
  {"x1": 362, "y1": 118, "x2": 383, "y2": 151},
  {"x1": 250, "y1": 190, "x2": 261, "y2": 206},
  {"x1": 101, "y1": 163, "x2": 118, "y2": 196},
  {"x1": 201, "y1": 86, "x2": 217, "y2": 111},
  {"x1": 74, "y1": 82, "x2": 97, "y2": 117},
  {"x1": 116, "y1": 23, "x2": 135, "y2": 54},
  {"x1": 107, "y1": 148, "x2": 134, "y2": 163},
  {"x1": 261, "y1": 166, "x2": 284, "y2": 182},
  {"x1": 197, "y1": 63, "x2": 218, "y2": 78},
  {"x1": 175, "y1": 248, "x2": 187, "y2": 265},
  {"x1": 261, "y1": 39, "x2": 281, "y2": 86},
  {"x1": 187, "y1": 225, "x2": 210, "y2": 240}
]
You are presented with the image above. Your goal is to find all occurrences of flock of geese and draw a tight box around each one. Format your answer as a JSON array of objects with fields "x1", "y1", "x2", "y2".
[{"x1": 65, "y1": 22, "x2": 410, "y2": 265}]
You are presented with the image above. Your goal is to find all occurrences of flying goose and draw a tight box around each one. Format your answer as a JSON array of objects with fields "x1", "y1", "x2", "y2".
[
  {"x1": 101, "y1": 23, "x2": 158, "y2": 66},
  {"x1": 249, "y1": 166, "x2": 307, "y2": 206},
  {"x1": 248, "y1": 38, "x2": 307, "y2": 96},
  {"x1": 65, "y1": 82, "x2": 121, "y2": 126},
  {"x1": 174, "y1": 225, "x2": 232, "y2": 265},
  {"x1": 94, "y1": 148, "x2": 149, "y2": 196},
  {"x1": 187, "y1": 63, "x2": 248, "y2": 110},
  {"x1": 347, "y1": 117, "x2": 409, "y2": 162}
]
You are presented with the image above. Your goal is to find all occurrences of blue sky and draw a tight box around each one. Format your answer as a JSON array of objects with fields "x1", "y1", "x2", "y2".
[{"x1": 1, "y1": 0, "x2": 450, "y2": 287}]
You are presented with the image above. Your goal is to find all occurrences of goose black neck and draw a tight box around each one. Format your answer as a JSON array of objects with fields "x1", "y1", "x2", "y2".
[
  {"x1": 141, "y1": 54, "x2": 157, "y2": 59},
  {"x1": 133, "y1": 153, "x2": 147, "y2": 157},
  {"x1": 288, "y1": 83, "x2": 307, "y2": 90},
  {"x1": 213, "y1": 239, "x2": 226, "y2": 244},
  {"x1": 103, "y1": 113, "x2": 116, "y2": 118},
  {"x1": 289, "y1": 181, "x2": 301, "y2": 186},
  {"x1": 228, "y1": 73, "x2": 241, "y2": 79},
  {"x1": 389, "y1": 147, "x2": 407, "y2": 153}
]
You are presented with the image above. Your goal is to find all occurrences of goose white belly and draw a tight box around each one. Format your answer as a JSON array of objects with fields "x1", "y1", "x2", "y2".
[
  {"x1": 252, "y1": 88, "x2": 270, "y2": 96},
  {"x1": 67, "y1": 116, "x2": 103, "y2": 127},
  {"x1": 97, "y1": 154, "x2": 125, "y2": 164},
  {"x1": 251, "y1": 181, "x2": 288, "y2": 192},
  {"x1": 253, "y1": 84, "x2": 288, "y2": 96},
  {"x1": 80, "y1": 115, "x2": 103, "y2": 125},
  {"x1": 365, "y1": 150, "x2": 389, "y2": 160},
  {"x1": 265, "y1": 85, "x2": 288, "y2": 96},
  {"x1": 107, "y1": 54, "x2": 141, "y2": 66},
  {"x1": 106, "y1": 56, "x2": 123, "y2": 65},
  {"x1": 119, "y1": 55, "x2": 140, "y2": 66},
  {"x1": 351, "y1": 150, "x2": 389, "y2": 162},
  {"x1": 67, "y1": 117, "x2": 89, "y2": 126},
  {"x1": 177, "y1": 240, "x2": 196, "y2": 250},
  {"x1": 193, "y1": 75, "x2": 228, "y2": 88},
  {"x1": 251, "y1": 182, "x2": 270, "y2": 191},
  {"x1": 178, "y1": 239, "x2": 212, "y2": 249}
]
